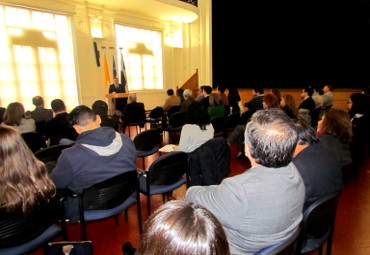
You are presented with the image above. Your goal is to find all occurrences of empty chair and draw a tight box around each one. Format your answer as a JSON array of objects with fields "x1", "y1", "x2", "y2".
[
  {"x1": 255, "y1": 226, "x2": 300, "y2": 255},
  {"x1": 210, "y1": 116, "x2": 226, "y2": 137},
  {"x1": 167, "y1": 105, "x2": 181, "y2": 117},
  {"x1": 138, "y1": 151, "x2": 189, "y2": 216},
  {"x1": 0, "y1": 204, "x2": 62, "y2": 255},
  {"x1": 34, "y1": 143, "x2": 74, "y2": 164},
  {"x1": 294, "y1": 191, "x2": 341, "y2": 255},
  {"x1": 21, "y1": 132, "x2": 47, "y2": 153},
  {"x1": 133, "y1": 129, "x2": 162, "y2": 170},
  {"x1": 61, "y1": 170, "x2": 142, "y2": 240},
  {"x1": 144, "y1": 107, "x2": 164, "y2": 129}
]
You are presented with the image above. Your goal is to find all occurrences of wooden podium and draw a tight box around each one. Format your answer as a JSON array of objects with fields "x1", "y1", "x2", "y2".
[{"x1": 105, "y1": 93, "x2": 133, "y2": 115}]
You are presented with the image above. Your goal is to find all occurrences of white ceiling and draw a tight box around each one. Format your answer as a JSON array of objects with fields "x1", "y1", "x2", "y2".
[{"x1": 86, "y1": 0, "x2": 198, "y2": 23}]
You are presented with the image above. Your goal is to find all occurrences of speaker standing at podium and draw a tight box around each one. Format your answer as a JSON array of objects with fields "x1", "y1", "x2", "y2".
[{"x1": 109, "y1": 77, "x2": 127, "y2": 114}]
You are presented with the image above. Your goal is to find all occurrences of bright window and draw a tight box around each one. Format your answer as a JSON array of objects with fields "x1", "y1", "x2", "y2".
[
  {"x1": 115, "y1": 24, "x2": 164, "y2": 91},
  {"x1": 0, "y1": 5, "x2": 78, "y2": 111}
]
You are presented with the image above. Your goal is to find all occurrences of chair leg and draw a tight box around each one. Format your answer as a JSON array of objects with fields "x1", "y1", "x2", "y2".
[
  {"x1": 147, "y1": 195, "x2": 151, "y2": 216},
  {"x1": 142, "y1": 157, "x2": 145, "y2": 171}
]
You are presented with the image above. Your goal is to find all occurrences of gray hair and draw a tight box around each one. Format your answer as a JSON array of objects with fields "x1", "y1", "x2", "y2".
[{"x1": 183, "y1": 89, "x2": 192, "y2": 98}]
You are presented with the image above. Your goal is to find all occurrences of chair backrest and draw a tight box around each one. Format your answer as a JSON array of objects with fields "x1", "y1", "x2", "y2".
[
  {"x1": 0, "y1": 203, "x2": 54, "y2": 247},
  {"x1": 34, "y1": 144, "x2": 74, "y2": 163},
  {"x1": 149, "y1": 107, "x2": 164, "y2": 119},
  {"x1": 211, "y1": 116, "x2": 226, "y2": 135},
  {"x1": 82, "y1": 170, "x2": 138, "y2": 210},
  {"x1": 168, "y1": 112, "x2": 185, "y2": 128},
  {"x1": 22, "y1": 132, "x2": 47, "y2": 153},
  {"x1": 255, "y1": 226, "x2": 301, "y2": 255},
  {"x1": 167, "y1": 105, "x2": 181, "y2": 117},
  {"x1": 148, "y1": 151, "x2": 188, "y2": 185},
  {"x1": 133, "y1": 129, "x2": 161, "y2": 151},
  {"x1": 295, "y1": 191, "x2": 341, "y2": 253},
  {"x1": 226, "y1": 112, "x2": 241, "y2": 130}
]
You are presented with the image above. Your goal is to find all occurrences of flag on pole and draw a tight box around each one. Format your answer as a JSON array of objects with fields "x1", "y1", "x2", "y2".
[
  {"x1": 120, "y1": 51, "x2": 128, "y2": 93},
  {"x1": 103, "y1": 53, "x2": 111, "y2": 93},
  {"x1": 112, "y1": 56, "x2": 117, "y2": 79}
]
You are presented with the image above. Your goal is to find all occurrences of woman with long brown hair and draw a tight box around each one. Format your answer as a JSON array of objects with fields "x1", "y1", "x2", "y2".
[
  {"x1": 280, "y1": 94, "x2": 298, "y2": 119},
  {"x1": 2, "y1": 102, "x2": 36, "y2": 133}
]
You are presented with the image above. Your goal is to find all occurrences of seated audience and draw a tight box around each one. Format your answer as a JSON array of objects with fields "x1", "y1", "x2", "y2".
[
  {"x1": 271, "y1": 88, "x2": 282, "y2": 103},
  {"x1": 318, "y1": 108, "x2": 352, "y2": 167},
  {"x1": 207, "y1": 93, "x2": 225, "y2": 120},
  {"x1": 30, "y1": 96, "x2": 53, "y2": 123},
  {"x1": 280, "y1": 94, "x2": 298, "y2": 119},
  {"x1": 0, "y1": 125, "x2": 55, "y2": 245},
  {"x1": 241, "y1": 87, "x2": 264, "y2": 123},
  {"x1": 174, "y1": 101, "x2": 214, "y2": 153},
  {"x1": 299, "y1": 86, "x2": 316, "y2": 111},
  {"x1": 180, "y1": 89, "x2": 194, "y2": 113},
  {"x1": 163, "y1": 89, "x2": 181, "y2": 112},
  {"x1": 92, "y1": 100, "x2": 119, "y2": 131},
  {"x1": 176, "y1": 88, "x2": 185, "y2": 104},
  {"x1": 49, "y1": 105, "x2": 137, "y2": 222},
  {"x1": 45, "y1": 99, "x2": 78, "y2": 145},
  {"x1": 200, "y1": 85, "x2": 213, "y2": 109},
  {"x1": 2, "y1": 102, "x2": 35, "y2": 133},
  {"x1": 135, "y1": 200, "x2": 230, "y2": 255},
  {"x1": 227, "y1": 87, "x2": 241, "y2": 114},
  {"x1": 120, "y1": 94, "x2": 146, "y2": 132},
  {"x1": 194, "y1": 85, "x2": 206, "y2": 102},
  {"x1": 262, "y1": 93, "x2": 280, "y2": 109},
  {"x1": 293, "y1": 120, "x2": 343, "y2": 210},
  {"x1": 348, "y1": 93, "x2": 370, "y2": 168},
  {"x1": 186, "y1": 108, "x2": 305, "y2": 255},
  {"x1": 218, "y1": 86, "x2": 229, "y2": 106}
]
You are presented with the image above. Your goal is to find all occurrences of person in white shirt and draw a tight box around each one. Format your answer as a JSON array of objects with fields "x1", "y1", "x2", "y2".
[{"x1": 174, "y1": 101, "x2": 214, "y2": 153}]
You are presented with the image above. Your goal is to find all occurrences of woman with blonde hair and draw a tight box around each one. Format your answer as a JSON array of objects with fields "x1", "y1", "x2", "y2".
[
  {"x1": 208, "y1": 93, "x2": 225, "y2": 120},
  {"x1": 0, "y1": 125, "x2": 56, "y2": 247},
  {"x1": 135, "y1": 200, "x2": 230, "y2": 255},
  {"x1": 2, "y1": 102, "x2": 35, "y2": 133},
  {"x1": 317, "y1": 108, "x2": 352, "y2": 167}
]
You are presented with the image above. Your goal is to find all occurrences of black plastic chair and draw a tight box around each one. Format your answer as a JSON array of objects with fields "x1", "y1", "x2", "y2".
[
  {"x1": 62, "y1": 170, "x2": 142, "y2": 240},
  {"x1": 225, "y1": 112, "x2": 241, "y2": 133},
  {"x1": 167, "y1": 105, "x2": 181, "y2": 117},
  {"x1": 211, "y1": 116, "x2": 226, "y2": 137},
  {"x1": 255, "y1": 226, "x2": 301, "y2": 255},
  {"x1": 144, "y1": 107, "x2": 164, "y2": 128},
  {"x1": 22, "y1": 132, "x2": 47, "y2": 153},
  {"x1": 34, "y1": 144, "x2": 74, "y2": 163},
  {"x1": 0, "y1": 204, "x2": 62, "y2": 255},
  {"x1": 121, "y1": 103, "x2": 146, "y2": 137},
  {"x1": 158, "y1": 112, "x2": 185, "y2": 143},
  {"x1": 138, "y1": 151, "x2": 189, "y2": 216},
  {"x1": 133, "y1": 129, "x2": 162, "y2": 170},
  {"x1": 294, "y1": 191, "x2": 342, "y2": 255}
]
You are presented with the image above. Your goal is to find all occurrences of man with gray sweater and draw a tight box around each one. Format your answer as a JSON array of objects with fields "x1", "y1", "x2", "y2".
[{"x1": 186, "y1": 108, "x2": 305, "y2": 255}]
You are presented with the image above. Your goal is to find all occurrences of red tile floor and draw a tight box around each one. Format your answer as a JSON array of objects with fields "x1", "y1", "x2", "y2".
[{"x1": 29, "y1": 127, "x2": 370, "y2": 255}]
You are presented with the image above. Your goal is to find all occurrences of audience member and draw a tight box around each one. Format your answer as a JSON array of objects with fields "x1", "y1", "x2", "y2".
[
  {"x1": 0, "y1": 106, "x2": 5, "y2": 123},
  {"x1": 30, "y1": 96, "x2": 53, "y2": 123},
  {"x1": 262, "y1": 94, "x2": 280, "y2": 109},
  {"x1": 207, "y1": 93, "x2": 225, "y2": 120},
  {"x1": 194, "y1": 85, "x2": 206, "y2": 101},
  {"x1": 180, "y1": 89, "x2": 194, "y2": 113},
  {"x1": 312, "y1": 85, "x2": 323, "y2": 110},
  {"x1": 241, "y1": 87, "x2": 264, "y2": 123},
  {"x1": 348, "y1": 93, "x2": 370, "y2": 168},
  {"x1": 218, "y1": 86, "x2": 229, "y2": 106},
  {"x1": 186, "y1": 108, "x2": 304, "y2": 255},
  {"x1": 163, "y1": 89, "x2": 181, "y2": 112},
  {"x1": 121, "y1": 94, "x2": 146, "y2": 132},
  {"x1": 280, "y1": 94, "x2": 298, "y2": 119},
  {"x1": 174, "y1": 101, "x2": 214, "y2": 153},
  {"x1": 293, "y1": 120, "x2": 343, "y2": 210},
  {"x1": 227, "y1": 87, "x2": 241, "y2": 113},
  {"x1": 45, "y1": 99, "x2": 78, "y2": 146},
  {"x1": 49, "y1": 105, "x2": 137, "y2": 222},
  {"x1": 321, "y1": 84, "x2": 334, "y2": 118},
  {"x1": 0, "y1": 125, "x2": 56, "y2": 245},
  {"x1": 135, "y1": 200, "x2": 230, "y2": 255},
  {"x1": 92, "y1": 100, "x2": 119, "y2": 131},
  {"x1": 299, "y1": 86, "x2": 316, "y2": 111},
  {"x1": 200, "y1": 85, "x2": 212, "y2": 109},
  {"x1": 318, "y1": 108, "x2": 352, "y2": 167},
  {"x1": 2, "y1": 102, "x2": 36, "y2": 133},
  {"x1": 176, "y1": 88, "x2": 185, "y2": 104},
  {"x1": 271, "y1": 88, "x2": 282, "y2": 103}
]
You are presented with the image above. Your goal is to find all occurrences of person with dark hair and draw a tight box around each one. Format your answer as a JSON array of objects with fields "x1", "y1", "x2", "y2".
[
  {"x1": 0, "y1": 106, "x2": 5, "y2": 123},
  {"x1": 321, "y1": 84, "x2": 334, "y2": 117},
  {"x1": 195, "y1": 85, "x2": 206, "y2": 102},
  {"x1": 120, "y1": 94, "x2": 146, "y2": 132},
  {"x1": 299, "y1": 86, "x2": 315, "y2": 111},
  {"x1": 92, "y1": 100, "x2": 119, "y2": 131},
  {"x1": 227, "y1": 87, "x2": 241, "y2": 113},
  {"x1": 176, "y1": 88, "x2": 185, "y2": 104},
  {"x1": 135, "y1": 200, "x2": 230, "y2": 255},
  {"x1": 207, "y1": 93, "x2": 225, "y2": 120},
  {"x1": 241, "y1": 87, "x2": 264, "y2": 123},
  {"x1": 318, "y1": 108, "x2": 352, "y2": 167},
  {"x1": 218, "y1": 86, "x2": 229, "y2": 106},
  {"x1": 174, "y1": 101, "x2": 214, "y2": 153},
  {"x1": 262, "y1": 94, "x2": 280, "y2": 109},
  {"x1": 200, "y1": 85, "x2": 213, "y2": 109},
  {"x1": 2, "y1": 102, "x2": 36, "y2": 133},
  {"x1": 49, "y1": 105, "x2": 137, "y2": 221},
  {"x1": 45, "y1": 99, "x2": 78, "y2": 145},
  {"x1": 271, "y1": 88, "x2": 281, "y2": 103},
  {"x1": 30, "y1": 96, "x2": 53, "y2": 123},
  {"x1": 293, "y1": 120, "x2": 343, "y2": 210},
  {"x1": 108, "y1": 77, "x2": 127, "y2": 113},
  {"x1": 348, "y1": 93, "x2": 370, "y2": 169},
  {"x1": 186, "y1": 108, "x2": 304, "y2": 255},
  {"x1": 163, "y1": 89, "x2": 181, "y2": 112}
]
